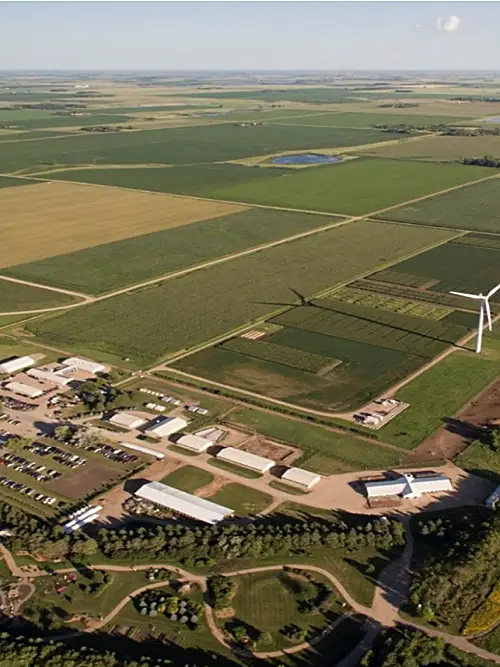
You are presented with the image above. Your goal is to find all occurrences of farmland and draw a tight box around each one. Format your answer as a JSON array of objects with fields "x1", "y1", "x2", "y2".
[
  {"x1": 271, "y1": 111, "x2": 472, "y2": 127},
  {"x1": 0, "y1": 278, "x2": 80, "y2": 311},
  {"x1": 0, "y1": 175, "x2": 36, "y2": 188},
  {"x1": 0, "y1": 123, "x2": 398, "y2": 173},
  {"x1": 332, "y1": 286, "x2": 453, "y2": 319},
  {"x1": 210, "y1": 159, "x2": 490, "y2": 215},
  {"x1": 3, "y1": 208, "x2": 343, "y2": 294},
  {"x1": 378, "y1": 177, "x2": 500, "y2": 233},
  {"x1": 362, "y1": 135, "x2": 500, "y2": 161},
  {"x1": 0, "y1": 181, "x2": 244, "y2": 268},
  {"x1": 228, "y1": 407, "x2": 404, "y2": 473},
  {"x1": 24, "y1": 221, "x2": 455, "y2": 366}
]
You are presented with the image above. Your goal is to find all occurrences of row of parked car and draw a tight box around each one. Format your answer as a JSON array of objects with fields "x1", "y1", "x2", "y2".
[
  {"x1": 25, "y1": 442, "x2": 86, "y2": 470},
  {"x1": 1, "y1": 397, "x2": 36, "y2": 411},
  {"x1": 0, "y1": 475, "x2": 57, "y2": 505},
  {"x1": 0, "y1": 414, "x2": 20, "y2": 426},
  {"x1": 72, "y1": 439, "x2": 138, "y2": 464},
  {"x1": 2, "y1": 452, "x2": 62, "y2": 482}
]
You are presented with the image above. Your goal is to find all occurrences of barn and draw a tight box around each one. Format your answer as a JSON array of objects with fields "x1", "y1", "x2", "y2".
[{"x1": 216, "y1": 447, "x2": 275, "y2": 474}]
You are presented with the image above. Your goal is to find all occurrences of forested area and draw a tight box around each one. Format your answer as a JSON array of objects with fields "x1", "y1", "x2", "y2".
[
  {"x1": 460, "y1": 156, "x2": 500, "y2": 168},
  {"x1": 408, "y1": 509, "x2": 500, "y2": 631}
]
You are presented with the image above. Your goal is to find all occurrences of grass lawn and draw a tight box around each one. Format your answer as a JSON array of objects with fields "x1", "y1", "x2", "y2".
[
  {"x1": 378, "y1": 176, "x2": 500, "y2": 234},
  {"x1": 210, "y1": 158, "x2": 490, "y2": 216},
  {"x1": 4, "y1": 208, "x2": 344, "y2": 294},
  {"x1": 26, "y1": 220, "x2": 454, "y2": 367},
  {"x1": 208, "y1": 459, "x2": 262, "y2": 479},
  {"x1": 381, "y1": 351, "x2": 500, "y2": 449},
  {"x1": 228, "y1": 408, "x2": 404, "y2": 473},
  {"x1": 161, "y1": 465, "x2": 214, "y2": 493},
  {"x1": 455, "y1": 441, "x2": 500, "y2": 482},
  {"x1": 208, "y1": 483, "x2": 273, "y2": 515},
  {"x1": 269, "y1": 480, "x2": 309, "y2": 495},
  {"x1": 0, "y1": 278, "x2": 80, "y2": 311}
]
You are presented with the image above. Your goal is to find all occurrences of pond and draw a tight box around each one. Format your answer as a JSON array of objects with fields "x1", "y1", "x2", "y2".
[
  {"x1": 270, "y1": 153, "x2": 342, "y2": 165},
  {"x1": 480, "y1": 117, "x2": 500, "y2": 123}
]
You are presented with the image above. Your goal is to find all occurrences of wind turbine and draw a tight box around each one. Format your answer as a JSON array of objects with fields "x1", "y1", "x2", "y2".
[{"x1": 450, "y1": 283, "x2": 500, "y2": 354}]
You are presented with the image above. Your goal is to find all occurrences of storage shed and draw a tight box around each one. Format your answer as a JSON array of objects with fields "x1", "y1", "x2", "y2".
[
  {"x1": 109, "y1": 412, "x2": 147, "y2": 430},
  {"x1": 281, "y1": 467, "x2": 321, "y2": 489},
  {"x1": 5, "y1": 381, "x2": 43, "y2": 399},
  {"x1": 134, "y1": 481, "x2": 233, "y2": 524},
  {"x1": 62, "y1": 357, "x2": 109, "y2": 375},
  {"x1": 145, "y1": 417, "x2": 188, "y2": 438},
  {"x1": 119, "y1": 442, "x2": 164, "y2": 460},
  {"x1": 216, "y1": 447, "x2": 275, "y2": 473},
  {"x1": 365, "y1": 473, "x2": 452, "y2": 500},
  {"x1": 27, "y1": 368, "x2": 73, "y2": 386},
  {"x1": 0, "y1": 356, "x2": 36, "y2": 375},
  {"x1": 175, "y1": 434, "x2": 213, "y2": 453}
]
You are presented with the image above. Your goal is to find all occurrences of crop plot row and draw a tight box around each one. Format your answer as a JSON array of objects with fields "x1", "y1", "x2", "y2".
[
  {"x1": 26, "y1": 220, "x2": 449, "y2": 366},
  {"x1": 220, "y1": 337, "x2": 336, "y2": 373},
  {"x1": 450, "y1": 232, "x2": 500, "y2": 252},
  {"x1": 332, "y1": 286, "x2": 452, "y2": 320},
  {"x1": 350, "y1": 279, "x2": 477, "y2": 310},
  {"x1": 271, "y1": 298, "x2": 468, "y2": 358},
  {"x1": 368, "y1": 270, "x2": 432, "y2": 289}
]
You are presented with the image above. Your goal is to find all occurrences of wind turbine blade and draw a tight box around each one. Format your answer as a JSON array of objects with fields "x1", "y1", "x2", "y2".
[
  {"x1": 450, "y1": 291, "x2": 483, "y2": 300},
  {"x1": 487, "y1": 283, "x2": 500, "y2": 299},
  {"x1": 485, "y1": 299, "x2": 493, "y2": 331}
]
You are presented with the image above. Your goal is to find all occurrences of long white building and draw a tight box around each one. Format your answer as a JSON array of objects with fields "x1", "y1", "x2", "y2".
[
  {"x1": 0, "y1": 356, "x2": 36, "y2": 375},
  {"x1": 27, "y1": 367, "x2": 73, "y2": 386},
  {"x1": 216, "y1": 447, "x2": 275, "y2": 474},
  {"x1": 135, "y1": 481, "x2": 233, "y2": 524},
  {"x1": 109, "y1": 412, "x2": 147, "y2": 430},
  {"x1": 5, "y1": 381, "x2": 43, "y2": 399},
  {"x1": 175, "y1": 434, "x2": 213, "y2": 453},
  {"x1": 62, "y1": 357, "x2": 109, "y2": 375},
  {"x1": 145, "y1": 417, "x2": 188, "y2": 438},
  {"x1": 365, "y1": 473, "x2": 452, "y2": 500},
  {"x1": 281, "y1": 467, "x2": 321, "y2": 489}
]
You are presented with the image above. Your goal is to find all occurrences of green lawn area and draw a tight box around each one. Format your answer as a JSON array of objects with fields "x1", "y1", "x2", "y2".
[
  {"x1": 381, "y1": 351, "x2": 500, "y2": 449},
  {"x1": 0, "y1": 278, "x2": 80, "y2": 312},
  {"x1": 208, "y1": 459, "x2": 262, "y2": 479},
  {"x1": 161, "y1": 465, "x2": 214, "y2": 493},
  {"x1": 4, "y1": 208, "x2": 344, "y2": 294},
  {"x1": 208, "y1": 483, "x2": 273, "y2": 515},
  {"x1": 209, "y1": 159, "x2": 490, "y2": 216},
  {"x1": 26, "y1": 220, "x2": 454, "y2": 367},
  {"x1": 228, "y1": 408, "x2": 404, "y2": 473},
  {"x1": 378, "y1": 176, "x2": 500, "y2": 233}
]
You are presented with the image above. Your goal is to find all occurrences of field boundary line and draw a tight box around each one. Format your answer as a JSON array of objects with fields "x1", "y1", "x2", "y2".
[{"x1": 0, "y1": 275, "x2": 92, "y2": 300}]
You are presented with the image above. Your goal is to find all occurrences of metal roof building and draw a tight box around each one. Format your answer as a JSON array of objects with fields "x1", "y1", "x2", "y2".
[
  {"x1": 62, "y1": 357, "x2": 109, "y2": 375},
  {"x1": 216, "y1": 447, "x2": 275, "y2": 473},
  {"x1": 119, "y1": 442, "x2": 164, "y2": 460},
  {"x1": 281, "y1": 467, "x2": 321, "y2": 489},
  {"x1": 145, "y1": 417, "x2": 188, "y2": 438},
  {"x1": 365, "y1": 473, "x2": 452, "y2": 500},
  {"x1": 5, "y1": 381, "x2": 43, "y2": 399},
  {"x1": 27, "y1": 368, "x2": 73, "y2": 386},
  {"x1": 109, "y1": 412, "x2": 147, "y2": 430},
  {"x1": 135, "y1": 481, "x2": 233, "y2": 524},
  {"x1": 0, "y1": 356, "x2": 36, "y2": 375},
  {"x1": 175, "y1": 434, "x2": 213, "y2": 453}
]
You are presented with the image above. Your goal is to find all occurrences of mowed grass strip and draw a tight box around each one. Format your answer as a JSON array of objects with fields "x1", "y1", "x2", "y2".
[
  {"x1": 26, "y1": 221, "x2": 455, "y2": 366},
  {"x1": 378, "y1": 177, "x2": 500, "y2": 233},
  {"x1": 0, "y1": 278, "x2": 80, "y2": 311},
  {"x1": 229, "y1": 408, "x2": 404, "y2": 473},
  {"x1": 362, "y1": 135, "x2": 500, "y2": 161},
  {"x1": 381, "y1": 352, "x2": 500, "y2": 449},
  {"x1": 210, "y1": 159, "x2": 490, "y2": 215},
  {"x1": 0, "y1": 123, "x2": 397, "y2": 173},
  {"x1": 161, "y1": 465, "x2": 214, "y2": 493},
  {"x1": 208, "y1": 483, "x2": 273, "y2": 516},
  {"x1": 0, "y1": 181, "x2": 244, "y2": 268},
  {"x1": 3, "y1": 209, "x2": 342, "y2": 294}
]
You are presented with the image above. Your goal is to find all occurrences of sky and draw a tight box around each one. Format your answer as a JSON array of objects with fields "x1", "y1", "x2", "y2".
[{"x1": 1, "y1": 1, "x2": 498, "y2": 71}]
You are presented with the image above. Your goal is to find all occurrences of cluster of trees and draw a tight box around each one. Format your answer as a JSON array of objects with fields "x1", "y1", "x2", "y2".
[
  {"x1": 79, "y1": 569, "x2": 112, "y2": 595},
  {"x1": 81, "y1": 125, "x2": 134, "y2": 133},
  {"x1": 281, "y1": 567, "x2": 333, "y2": 614},
  {"x1": 134, "y1": 590, "x2": 202, "y2": 625},
  {"x1": 377, "y1": 102, "x2": 420, "y2": 108},
  {"x1": 280, "y1": 624, "x2": 308, "y2": 642},
  {"x1": 373, "y1": 123, "x2": 500, "y2": 137},
  {"x1": 207, "y1": 574, "x2": 235, "y2": 609},
  {"x1": 409, "y1": 509, "x2": 500, "y2": 629},
  {"x1": 451, "y1": 96, "x2": 500, "y2": 102},
  {"x1": 460, "y1": 156, "x2": 500, "y2": 168},
  {"x1": 95, "y1": 515, "x2": 405, "y2": 566}
]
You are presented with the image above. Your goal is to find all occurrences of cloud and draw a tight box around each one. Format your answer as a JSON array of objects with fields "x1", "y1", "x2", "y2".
[{"x1": 437, "y1": 15, "x2": 461, "y2": 32}]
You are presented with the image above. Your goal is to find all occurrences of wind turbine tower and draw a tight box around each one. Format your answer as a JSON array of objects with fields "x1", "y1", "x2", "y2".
[{"x1": 450, "y1": 283, "x2": 500, "y2": 354}]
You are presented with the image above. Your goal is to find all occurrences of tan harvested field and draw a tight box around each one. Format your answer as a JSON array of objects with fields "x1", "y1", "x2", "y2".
[
  {"x1": 0, "y1": 181, "x2": 245, "y2": 267},
  {"x1": 360, "y1": 135, "x2": 500, "y2": 161}
]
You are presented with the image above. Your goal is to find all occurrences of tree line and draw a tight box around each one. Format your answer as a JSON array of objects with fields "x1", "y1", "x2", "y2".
[
  {"x1": 373, "y1": 123, "x2": 500, "y2": 136},
  {"x1": 459, "y1": 156, "x2": 500, "y2": 168}
]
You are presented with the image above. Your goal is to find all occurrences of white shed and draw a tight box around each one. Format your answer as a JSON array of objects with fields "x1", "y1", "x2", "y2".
[
  {"x1": 119, "y1": 442, "x2": 164, "y2": 460},
  {"x1": 216, "y1": 447, "x2": 275, "y2": 473},
  {"x1": 62, "y1": 357, "x2": 109, "y2": 375},
  {"x1": 0, "y1": 356, "x2": 36, "y2": 374},
  {"x1": 365, "y1": 473, "x2": 452, "y2": 500},
  {"x1": 109, "y1": 412, "x2": 147, "y2": 430},
  {"x1": 5, "y1": 381, "x2": 43, "y2": 399},
  {"x1": 134, "y1": 481, "x2": 233, "y2": 524},
  {"x1": 281, "y1": 467, "x2": 321, "y2": 489},
  {"x1": 145, "y1": 417, "x2": 188, "y2": 438},
  {"x1": 175, "y1": 434, "x2": 213, "y2": 453},
  {"x1": 27, "y1": 368, "x2": 73, "y2": 386}
]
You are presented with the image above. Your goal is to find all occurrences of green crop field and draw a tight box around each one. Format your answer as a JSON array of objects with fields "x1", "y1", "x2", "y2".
[
  {"x1": 25, "y1": 221, "x2": 454, "y2": 366},
  {"x1": 208, "y1": 483, "x2": 273, "y2": 515},
  {"x1": 161, "y1": 465, "x2": 214, "y2": 493},
  {"x1": 0, "y1": 175, "x2": 37, "y2": 188},
  {"x1": 228, "y1": 408, "x2": 404, "y2": 473},
  {"x1": 211, "y1": 159, "x2": 489, "y2": 215},
  {"x1": 271, "y1": 112, "x2": 471, "y2": 127},
  {"x1": 3, "y1": 208, "x2": 343, "y2": 294},
  {"x1": 0, "y1": 112, "x2": 133, "y2": 129},
  {"x1": 176, "y1": 87, "x2": 365, "y2": 103},
  {"x1": 384, "y1": 242, "x2": 500, "y2": 297},
  {"x1": 362, "y1": 135, "x2": 500, "y2": 161},
  {"x1": 332, "y1": 286, "x2": 453, "y2": 319},
  {"x1": 450, "y1": 232, "x2": 500, "y2": 252},
  {"x1": 378, "y1": 176, "x2": 500, "y2": 233},
  {"x1": 0, "y1": 123, "x2": 397, "y2": 174},
  {"x1": 381, "y1": 351, "x2": 500, "y2": 449},
  {"x1": 46, "y1": 163, "x2": 289, "y2": 196},
  {"x1": 0, "y1": 130, "x2": 73, "y2": 142},
  {"x1": 0, "y1": 279, "x2": 80, "y2": 312}
]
